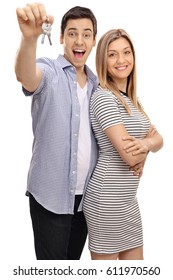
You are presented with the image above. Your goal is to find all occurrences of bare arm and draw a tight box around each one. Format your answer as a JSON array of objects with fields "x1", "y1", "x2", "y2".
[
  {"x1": 122, "y1": 124, "x2": 163, "y2": 177},
  {"x1": 130, "y1": 158, "x2": 146, "y2": 178},
  {"x1": 15, "y1": 36, "x2": 41, "y2": 92},
  {"x1": 122, "y1": 124, "x2": 164, "y2": 155},
  {"x1": 104, "y1": 124, "x2": 148, "y2": 167},
  {"x1": 15, "y1": 3, "x2": 54, "y2": 92},
  {"x1": 144, "y1": 124, "x2": 163, "y2": 152}
]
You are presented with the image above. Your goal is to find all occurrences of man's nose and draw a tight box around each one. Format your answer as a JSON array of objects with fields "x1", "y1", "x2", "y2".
[{"x1": 75, "y1": 34, "x2": 84, "y2": 44}]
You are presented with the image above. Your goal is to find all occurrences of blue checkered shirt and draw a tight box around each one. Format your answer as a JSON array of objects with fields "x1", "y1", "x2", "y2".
[{"x1": 23, "y1": 55, "x2": 98, "y2": 214}]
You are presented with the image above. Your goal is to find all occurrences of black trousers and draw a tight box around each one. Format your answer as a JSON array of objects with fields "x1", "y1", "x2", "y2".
[{"x1": 29, "y1": 193, "x2": 87, "y2": 260}]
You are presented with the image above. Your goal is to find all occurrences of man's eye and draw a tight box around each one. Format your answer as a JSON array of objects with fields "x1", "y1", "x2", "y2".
[
  {"x1": 83, "y1": 33, "x2": 91, "y2": 39},
  {"x1": 68, "y1": 32, "x2": 77, "y2": 38}
]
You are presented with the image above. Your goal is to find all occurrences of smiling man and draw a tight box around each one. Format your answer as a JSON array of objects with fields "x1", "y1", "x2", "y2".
[{"x1": 15, "y1": 2, "x2": 98, "y2": 260}]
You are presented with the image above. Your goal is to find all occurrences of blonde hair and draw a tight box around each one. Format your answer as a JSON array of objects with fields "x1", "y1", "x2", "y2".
[{"x1": 96, "y1": 29, "x2": 148, "y2": 117}]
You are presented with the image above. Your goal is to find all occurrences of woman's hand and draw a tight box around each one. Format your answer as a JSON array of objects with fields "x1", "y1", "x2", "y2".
[
  {"x1": 122, "y1": 123, "x2": 160, "y2": 155},
  {"x1": 130, "y1": 159, "x2": 146, "y2": 178},
  {"x1": 122, "y1": 136, "x2": 150, "y2": 155}
]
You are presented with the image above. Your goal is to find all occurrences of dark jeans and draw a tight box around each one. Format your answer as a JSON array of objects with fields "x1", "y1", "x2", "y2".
[{"x1": 29, "y1": 193, "x2": 87, "y2": 260}]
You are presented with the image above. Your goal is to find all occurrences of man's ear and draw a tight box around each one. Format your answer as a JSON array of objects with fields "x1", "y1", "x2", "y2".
[
  {"x1": 93, "y1": 36, "x2": 97, "y2": 47},
  {"x1": 60, "y1": 32, "x2": 63, "y2": 44}
]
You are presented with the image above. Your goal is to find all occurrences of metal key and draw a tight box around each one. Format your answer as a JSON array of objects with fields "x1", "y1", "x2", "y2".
[
  {"x1": 47, "y1": 32, "x2": 52, "y2": 45},
  {"x1": 41, "y1": 19, "x2": 52, "y2": 45}
]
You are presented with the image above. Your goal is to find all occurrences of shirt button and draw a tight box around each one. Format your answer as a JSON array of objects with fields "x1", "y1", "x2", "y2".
[
  {"x1": 76, "y1": 114, "x2": 79, "y2": 117},
  {"x1": 74, "y1": 133, "x2": 77, "y2": 137},
  {"x1": 72, "y1": 171, "x2": 76, "y2": 174}
]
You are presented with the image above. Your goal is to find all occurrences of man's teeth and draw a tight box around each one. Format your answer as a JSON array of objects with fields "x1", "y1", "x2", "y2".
[{"x1": 74, "y1": 50, "x2": 84, "y2": 52}]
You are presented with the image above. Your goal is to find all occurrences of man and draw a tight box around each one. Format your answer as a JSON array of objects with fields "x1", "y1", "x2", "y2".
[{"x1": 15, "y1": 2, "x2": 98, "y2": 260}]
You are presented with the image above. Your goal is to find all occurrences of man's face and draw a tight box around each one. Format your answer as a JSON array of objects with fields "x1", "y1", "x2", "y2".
[{"x1": 60, "y1": 18, "x2": 96, "y2": 70}]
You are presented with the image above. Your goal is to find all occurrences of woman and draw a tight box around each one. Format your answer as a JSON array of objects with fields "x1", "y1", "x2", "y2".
[{"x1": 83, "y1": 29, "x2": 163, "y2": 260}]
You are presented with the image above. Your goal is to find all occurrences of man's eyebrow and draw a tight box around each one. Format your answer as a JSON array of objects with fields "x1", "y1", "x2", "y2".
[{"x1": 67, "y1": 28, "x2": 93, "y2": 32}]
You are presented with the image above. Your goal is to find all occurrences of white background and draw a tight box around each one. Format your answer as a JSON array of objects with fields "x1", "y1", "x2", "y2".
[{"x1": 1, "y1": 0, "x2": 172, "y2": 278}]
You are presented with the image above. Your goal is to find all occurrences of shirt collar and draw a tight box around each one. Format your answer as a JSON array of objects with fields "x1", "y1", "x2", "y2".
[{"x1": 56, "y1": 54, "x2": 98, "y2": 84}]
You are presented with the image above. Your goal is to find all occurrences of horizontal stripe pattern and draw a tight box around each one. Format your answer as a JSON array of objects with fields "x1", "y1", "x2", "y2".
[{"x1": 83, "y1": 88, "x2": 150, "y2": 254}]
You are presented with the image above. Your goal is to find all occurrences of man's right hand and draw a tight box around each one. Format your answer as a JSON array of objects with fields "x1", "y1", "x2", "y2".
[{"x1": 16, "y1": 2, "x2": 54, "y2": 41}]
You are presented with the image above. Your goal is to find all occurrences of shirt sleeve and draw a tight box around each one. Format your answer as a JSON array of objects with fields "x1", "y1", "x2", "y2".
[
  {"x1": 90, "y1": 90, "x2": 123, "y2": 131},
  {"x1": 22, "y1": 57, "x2": 53, "y2": 97}
]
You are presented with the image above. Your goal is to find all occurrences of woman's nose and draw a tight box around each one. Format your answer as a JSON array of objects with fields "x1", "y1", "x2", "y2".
[{"x1": 117, "y1": 53, "x2": 125, "y2": 63}]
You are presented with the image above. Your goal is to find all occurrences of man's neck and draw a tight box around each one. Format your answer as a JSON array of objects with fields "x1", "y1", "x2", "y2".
[{"x1": 76, "y1": 68, "x2": 87, "y2": 88}]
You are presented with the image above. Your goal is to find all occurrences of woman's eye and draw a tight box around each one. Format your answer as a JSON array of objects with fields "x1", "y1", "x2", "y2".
[
  {"x1": 108, "y1": 53, "x2": 117, "y2": 58},
  {"x1": 124, "y1": 50, "x2": 131, "y2": 55}
]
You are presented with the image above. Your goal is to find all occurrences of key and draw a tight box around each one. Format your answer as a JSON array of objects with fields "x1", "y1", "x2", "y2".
[
  {"x1": 47, "y1": 33, "x2": 52, "y2": 45},
  {"x1": 41, "y1": 22, "x2": 48, "y2": 44},
  {"x1": 41, "y1": 31, "x2": 46, "y2": 44},
  {"x1": 41, "y1": 19, "x2": 52, "y2": 45},
  {"x1": 41, "y1": 22, "x2": 52, "y2": 44}
]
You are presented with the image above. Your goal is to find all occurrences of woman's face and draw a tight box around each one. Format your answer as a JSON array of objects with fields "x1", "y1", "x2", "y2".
[{"x1": 107, "y1": 37, "x2": 134, "y2": 85}]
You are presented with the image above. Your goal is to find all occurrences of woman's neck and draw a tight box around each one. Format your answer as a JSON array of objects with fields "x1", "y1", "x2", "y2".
[{"x1": 115, "y1": 78, "x2": 127, "y2": 92}]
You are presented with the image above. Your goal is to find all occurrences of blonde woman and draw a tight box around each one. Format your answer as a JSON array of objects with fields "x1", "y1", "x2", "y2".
[{"x1": 83, "y1": 29, "x2": 163, "y2": 260}]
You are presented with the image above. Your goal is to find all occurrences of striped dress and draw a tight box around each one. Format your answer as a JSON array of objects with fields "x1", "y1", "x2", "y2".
[{"x1": 83, "y1": 87, "x2": 150, "y2": 254}]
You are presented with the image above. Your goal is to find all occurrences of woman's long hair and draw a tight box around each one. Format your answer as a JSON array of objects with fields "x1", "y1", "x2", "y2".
[{"x1": 96, "y1": 29, "x2": 148, "y2": 117}]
